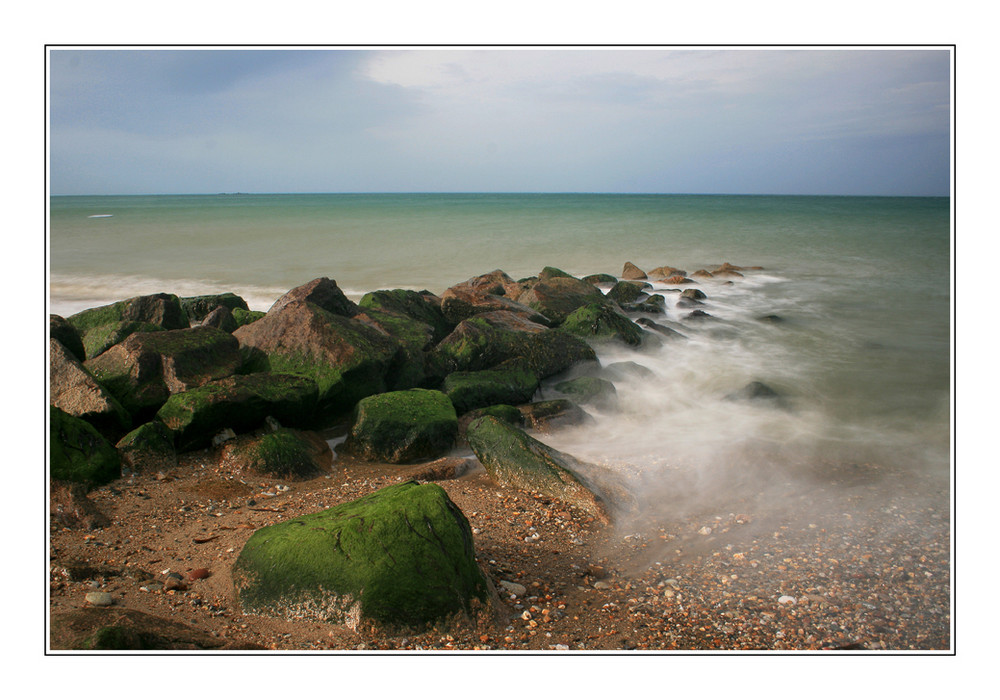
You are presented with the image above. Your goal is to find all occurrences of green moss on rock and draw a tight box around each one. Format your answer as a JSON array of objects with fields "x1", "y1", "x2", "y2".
[
  {"x1": 443, "y1": 365, "x2": 539, "y2": 415},
  {"x1": 50, "y1": 405, "x2": 121, "y2": 486},
  {"x1": 232, "y1": 308, "x2": 266, "y2": 328},
  {"x1": 115, "y1": 420, "x2": 177, "y2": 474},
  {"x1": 223, "y1": 428, "x2": 332, "y2": 478},
  {"x1": 232, "y1": 481, "x2": 488, "y2": 629},
  {"x1": 343, "y1": 389, "x2": 458, "y2": 463},
  {"x1": 560, "y1": 303, "x2": 645, "y2": 346},
  {"x1": 180, "y1": 293, "x2": 249, "y2": 322}
]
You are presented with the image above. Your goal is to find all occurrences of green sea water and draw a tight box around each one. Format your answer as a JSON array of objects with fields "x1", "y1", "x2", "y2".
[{"x1": 48, "y1": 193, "x2": 952, "y2": 488}]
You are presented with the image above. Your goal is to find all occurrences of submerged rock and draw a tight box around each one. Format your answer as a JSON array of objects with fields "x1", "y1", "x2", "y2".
[
  {"x1": 553, "y1": 376, "x2": 619, "y2": 411},
  {"x1": 232, "y1": 481, "x2": 489, "y2": 629},
  {"x1": 561, "y1": 303, "x2": 645, "y2": 347},
  {"x1": 342, "y1": 388, "x2": 458, "y2": 464},
  {"x1": 517, "y1": 399, "x2": 592, "y2": 433}
]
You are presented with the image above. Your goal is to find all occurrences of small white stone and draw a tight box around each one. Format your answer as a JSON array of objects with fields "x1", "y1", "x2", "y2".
[{"x1": 778, "y1": 595, "x2": 797, "y2": 605}]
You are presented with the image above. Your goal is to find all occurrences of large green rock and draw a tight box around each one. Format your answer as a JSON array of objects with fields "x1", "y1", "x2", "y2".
[
  {"x1": 234, "y1": 300, "x2": 401, "y2": 418},
  {"x1": 359, "y1": 289, "x2": 453, "y2": 344},
  {"x1": 466, "y1": 415, "x2": 609, "y2": 522},
  {"x1": 179, "y1": 292, "x2": 249, "y2": 323},
  {"x1": 515, "y1": 275, "x2": 608, "y2": 325},
  {"x1": 80, "y1": 321, "x2": 167, "y2": 360},
  {"x1": 156, "y1": 373, "x2": 319, "y2": 450},
  {"x1": 560, "y1": 302, "x2": 646, "y2": 347},
  {"x1": 115, "y1": 420, "x2": 177, "y2": 474},
  {"x1": 67, "y1": 293, "x2": 190, "y2": 345},
  {"x1": 352, "y1": 307, "x2": 446, "y2": 390},
  {"x1": 443, "y1": 365, "x2": 539, "y2": 415},
  {"x1": 553, "y1": 376, "x2": 619, "y2": 411},
  {"x1": 232, "y1": 481, "x2": 488, "y2": 629},
  {"x1": 433, "y1": 310, "x2": 596, "y2": 379},
  {"x1": 342, "y1": 389, "x2": 458, "y2": 463},
  {"x1": 84, "y1": 326, "x2": 242, "y2": 420},
  {"x1": 50, "y1": 406, "x2": 121, "y2": 487},
  {"x1": 221, "y1": 428, "x2": 332, "y2": 478}
]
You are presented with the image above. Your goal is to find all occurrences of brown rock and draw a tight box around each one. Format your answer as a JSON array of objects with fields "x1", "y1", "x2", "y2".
[
  {"x1": 50, "y1": 481, "x2": 112, "y2": 530},
  {"x1": 660, "y1": 275, "x2": 695, "y2": 285},
  {"x1": 268, "y1": 277, "x2": 360, "y2": 317},
  {"x1": 188, "y1": 568, "x2": 210, "y2": 581},
  {"x1": 690, "y1": 269, "x2": 714, "y2": 278},
  {"x1": 621, "y1": 262, "x2": 647, "y2": 280},
  {"x1": 397, "y1": 456, "x2": 473, "y2": 482},
  {"x1": 648, "y1": 265, "x2": 687, "y2": 278},
  {"x1": 50, "y1": 338, "x2": 130, "y2": 436}
]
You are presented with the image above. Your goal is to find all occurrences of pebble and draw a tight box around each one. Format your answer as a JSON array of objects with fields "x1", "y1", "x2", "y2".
[
  {"x1": 778, "y1": 595, "x2": 797, "y2": 605},
  {"x1": 594, "y1": 580, "x2": 612, "y2": 589},
  {"x1": 85, "y1": 591, "x2": 113, "y2": 606},
  {"x1": 499, "y1": 580, "x2": 527, "y2": 596},
  {"x1": 188, "y1": 568, "x2": 210, "y2": 580}
]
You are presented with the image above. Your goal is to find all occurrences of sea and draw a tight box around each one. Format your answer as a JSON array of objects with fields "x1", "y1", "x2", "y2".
[{"x1": 48, "y1": 193, "x2": 952, "y2": 518}]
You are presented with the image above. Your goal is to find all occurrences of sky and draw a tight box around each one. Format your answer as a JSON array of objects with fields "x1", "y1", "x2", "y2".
[{"x1": 47, "y1": 47, "x2": 952, "y2": 196}]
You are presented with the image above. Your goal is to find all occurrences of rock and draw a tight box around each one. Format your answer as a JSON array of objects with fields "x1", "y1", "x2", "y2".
[
  {"x1": 50, "y1": 480, "x2": 111, "y2": 530},
  {"x1": 778, "y1": 595, "x2": 797, "y2": 605},
  {"x1": 560, "y1": 303, "x2": 645, "y2": 347},
  {"x1": 758, "y1": 314, "x2": 784, "y2": 324},
  {"x1": 621, "y1": 262, "x2": 647, "y2": 280},
  {"x1": 660, "y1": 275, "x2": 695, "y2": 285},
  {"x1": 685, "y1": 309, "x2": 713, "y2": 320},
  {"x1": 621, "y1": 294, "x2": 667, "y2": 315},
  {"x1": 680, "y1": 288, "x2": 707, "y2": 301},
  {"x1": 443, "y1": 364, "x2": 540, "y2": 415},
  {"x1": 515, "y1": 275, "x2": 608, "y2": 325},
  {"x1": 50, "y1": 406, "x2": 121, "y2": 487},
  {"x1": 636, "y1": 317, "x2": 687, "y2": 340},
  {"x1": 358, "y1": 289, "x2": 453, "y2": 344},
  {"x1": 604, "y1": 280, "x2": 646, "y2": 306},
  {"x1": 553, "y1": 376, "x2": 619, "y2": 411},
  {"x1": 397, "y1": 456, "x2": 474, "y2": 482},
  {"x1": 439, "y1": 270, "x2": 543, "y2": 325},
  {"x1": 232, "y1": 481, "x2": 489, "y2": 629},
  {"x1": 155, "y1": 372, "x2": 319, "y2": 450},
  {"x1": 188, "y1": 568, "x2": 210, "y2": 581},
  {"x1": 116, "y1": 420, "x2": 177, "y2": 474},
  {"x1": 433, "y1": 310, "x2": 596, "y2": 380},
  {"x1": 231, "y1": 308, "x2": 266, "y2": 328},
  {"x1": 341, "y1": 389, "x2": 458, "y2": 464},
  {"x1": 50, "y1": 608, "x2": 226, "y2": 650},
  {"x1": 712, "y1": 263, "x2": 744, "y2": 278},
  {"x1": 648, "y1": 265, "x2": 687, "y2": 278},
  {"x1": 466, "y1": 415, "x2": 610, "y2": 522},
  {"x1": 234, "y1": 300, "x2": 401, "y2": 418},
  {"x1": 726, "y1": 381, "x2": 785, "y2": 406},
  {"x1": 581, "y1": 273, "x2": 618, "y2": 287},
  {"x1": 50, "y1": 314, "x2": 86, "y2": 362},
  {"x1": 600, "y1": 361, "x2": 657, "y2": 382},
  {"x1": 690, "y1": 269, "x2": 714, "y2": 278},
  {"x1": 68, "y1": 293, "x2": 191, "y2": 339},
  {"x1": 78, "y1": 321, "x2": 168, "y2": 360},
  {"x1": 85, "y1": 591, "x2": 114, "y2": 607},
  {"x1": 84, "y1": 326, "x2": 242, "y2": 420},
  {"x1": 518, "y1": 399, "x2": 592, "y2": 433},
  {"x1": 267, "y1": 277, "x2": 360, "y2": 317},
  {"x1": 50, "y1": 338, "x2": 131, "y2": 438},
  {"x1": 179, "y1": 293, "x2": 249, "y2": 323},
  {"x1": 222, "y1": 428, "x2": 333, "y2": 478},
  {"x1": 499, "y1": 580, "x2": 527, "y2": 597},
  {"x1": 199, "y1": 305, "x2": 238, "y2": 333}
]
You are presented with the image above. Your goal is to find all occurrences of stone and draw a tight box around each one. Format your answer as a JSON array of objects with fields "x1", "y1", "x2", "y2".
[
  {"x1": 358, "y1": 288, "x2": 453, "y2": 344},
  {"x1": 439, "y1": 272, "x2": 547, "y2": 326},
  {"x1": 234, "y1": 300, "x2": 401, "y2": 418},
  {"x1": 68, "y1": 293, "x2": 190, "y2": 338},
  {"x1": 267, "y1": 277, "x2": 360, "y2": 317},
  {"x1": 50, "y1": 481, "x2": 112, "y2": 530},
  {"x1": 553, "y1": 376, "x2": 619, "y2": 411},
  {"x1": 342, "y1": 389, "x2": 458, "y2": 464},
  {"x1": 466, "y1": 415, "x2": 610, "y2": 522},
  {"x1": 397, "y1": 456, "x2": 474, "y2": 482},
  {"x1": 199, "y1": 305, "x2": 238, "y2": 333},
  {"x1": 85, "y1": 591, "x2": 114, "y2": 607},
  {"x1": 581, "y1": 273, "x2": 618, "y2": 287},
  {"x1": 50, "y1": 406, "x2": 121, "y2": 487},
  {"x1": 560, "y1": 303, "x2": 645, "y2": 347},
  {"x1": 50, "y1": 314, "x2": 86, "y2": 362},
  {"x1": 351, "y1": 307, "x2": 444, "y2": 390},
  {"x1": 232, "y1": 481, "x2": 489, "y2": 629},
  {"x1": 78, "y1": 321, "x2": 168, "y2": 360},
  {"x1": 221, "y1": 428, "x2": 333, "y2": 478},
  {"x1": 499, "y1": 580, "x2": 527, "y2": 597},
  {"x1": 648, "y1": 265, "x2": 688, "y2": 278},
  {"x1": 517, "y1": 399, "x2": 592, "y2": 433},
  {"x1": 660, "y1": 275, "x2": 695, "y2": 285},
  {"x1": 515, "y1": 275, "x2": 608, "y2": 325},
  {"x1": 179, "y1": 293, "x2": 249, "y2": 323},
  {"x1": 680, "y1": 288, "x2": 707, "y2": 300},
  {"x1": 188, "y1": 568, "x2": 210, "y2": 581},
  {"x1": 50, "y1": 338, "x2": 131, "y2": 438},
  {"x1": 232, "y1": 308, "x2": 266, "y2": 327},
  {"x1": 443, "y1": 364, "x2": 540, "y2": 415},
  {"x1": 636, "y1": 317, "x2": 687, "y2": 340},
  {"x1": 116, "y1": 420, "x2": 177, "y2": 474},
  {"x1": 726, "y1": 381, "x2": 786, "y2": 406},
  {"x1": 604, "y1": 280, "x2": 646, "y2": 306},
  {"x1": 621, "y1": 262, "x2": 647, "y2": 280}
]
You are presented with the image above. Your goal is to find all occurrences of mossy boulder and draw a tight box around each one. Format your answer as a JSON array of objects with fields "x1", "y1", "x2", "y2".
[
  {"x1": 155, "y1": 373, "x2": 319, "y2": 450},
  {"x1": 604, "y1": 280, "x2": 646, "y2": 306},
  {"x1": 115, "y1": 420, "x2": 177, "y2": 474},
  {"x1": 466, "y1": 415, "x2": 609, "y2": 522},
  {"x1": 50, "y1": 406, "x2": 121, "y2": 487},
  {"x1": 553, "y1": 376, "x2": 619, "y2": 411},
  {"x1": 234, "y1": 300, "x2": 402, "y2": 418},
  {"x1": 342, "y1": 389, "x2": 458, "y2": 463},
  {"x1": 84, "y1": 326, "x2": 242, "y2": 420},
  {"x1": 515, "y1": 275, "x2": 608, "y2": 325},
  {"x1": 560, "y1": 303, "x2": 646, "y2": 346},
  {"x1": 440, "y1": 271, "x2": 546, "y2": 325},
  {"x1": 232, "y1": 481, "x2": 488, "y2": 629},
  {"x1": 582, "y1": 273, "x2": 618, "y2": 287},
  {"x1": 67, "y1": 293, "x2": 190, "y2": 338},
  {"x1": 622, "y1": 294, "x2": 667, "y2": 315},
  {"x1": 442, "y1": 364, "x2": 539, "y2": 415},
  {"x1": 50, "y1": 338, "x2": 131, "y2": 438},
  {"x1": 179, "y1": 292, "x2": 249, "y2": 323},
  {"x1": 359, "y1": 289, "x2": 453, "y2": 344},
  {"x1": 352, "y1": 307, "x2": 445, "y2": 390},
  {"x1": 232, "y1": 308, "x2": 266, "y2": 328},
  {"x1": 220, "y1": 428, "x2": 332, "y2": 478},
  {"x1": 79, "y1": 321, "x2": 168, "y2": 360},
  {"x1": 200, "y1": 305, "x2": 238, "y2": 333},
  {"x1": 518, "y1": 399, "x2": 592, "y2": 433},
  {"x1": 433, "y1": 310, "x2": 596, "y2": 379},
  {"x1": 50, "y1": 315, "x2": 86, "y2": 362}
]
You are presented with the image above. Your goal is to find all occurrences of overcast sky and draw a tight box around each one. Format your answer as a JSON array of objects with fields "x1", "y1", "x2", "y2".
[{"x1": 47, "y1": 47, "x2": 952, "y2": 196}]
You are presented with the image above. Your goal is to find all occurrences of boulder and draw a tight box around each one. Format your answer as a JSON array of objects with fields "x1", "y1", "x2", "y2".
[
  {"x1": 517, "y1": 399, "x2": 592, "y2": 433},
  {"x1": 515, "y1": 275, "x2": 607, "y2": 325},
  {"x1": 220, "y1": 428, "x2": 333, "y2": 478},
  {"x1": 50, "y1": 406, "x2": 121, "y2": 487},
  {"x1": 680, "y1": 288, "x2": 707, "y2": 300},
  {"x1": 621, "y1": 294, "x2": 667, "y2": 315},
  {"x1": 581, "y1": 273, "x2": 618, "y2": 287},
  {"x1": 466, "y1": 416, "x2": 609, "y2": 522},
  {"x1": 553, "y1": 376, "x2": 619, "y2": 411},
  {"x1": 440, "y1": 271, "x2": 546, "y2": 325},
  {"x1": 457, "y1": 404, "x2": 525, "y2": 437},
  {"x1": 433, "y1": 310, "x2": 597, "y2": 379},
  {"x1": 155, "y1": 373, "x2": 319, "y2": 451},
  {"x1": 50, "y1": 338, "x2": 130, "y2": 438},
  {"x1": 352, "y1": 307, "x2": 444, "y2": 390},
  {"x1": 68, "y1": 293, "x2": 190, "y2": 338},
  {"x1": 690, "y1": 269, "x2": 714, "y2": 278},
  {"x1": 621, "y1": 262, "x2": 647, "y2": 280},
  {"x1": 636, "y1": 317, "x2": 687, "y2": 340},
  {"x1": 115, "y1": 421, "x2": 177, "y2": 474},
  {"x1": 685, "y1": 309, "x2": 713, "y2": 320},
  {"x1": 84, "y1": 326, "x2": 242, "y2": 420},
  {"x1": 358, "y1": 289, "x2": 453, "y2": 344},
  {"x1": 50, "y1": 481, "x2": 111, "y2": 530},
  {"x1": 180, "y1": 293, "x2": 249, "y2": 323},
  {"x1": 200, "y1": 305, "x2": 238, "y2": 333},
  {"x1": 78, "y1": 321, "x2": 167, "y2": 360},
  {"x1": 342, "y1": 389, "x2": 458, "y2": 464},
  {"x1": 726, "y1": 381, "x2": 786, "y2": 407},
  {"x1": 50, "y1": 315, "x2": 86, "y2": 362},
  {"x1": 648, "y1": 265, "x2": 687, "y2": 278},
  {"x1": 712, "y1": 263, "x2": 744, "y2": 278},
  {"x1": 232, "y1": 481, "x2": 489, "y2": 629},
  {"x1": 604, "y1": 280, "x2": 646, "y2": 306},
  {"x1": 443, "y1": 364, "x2": 540, "y2": 415},
  {"x1": 267, "y1": 277, "x2": 361, "y2": 317},
  {"x1": 397, "y1": 456, "x2": 474, "y2": 482},
  {"x1": 50, "y1": 608, "x2": 226, "y2": 651},
  {"x1": 600, "y1": 361, "x2": 657, "y2": 382},
  {"x1": 232, "y1": 308, "x2": 266, "y2": 327},
  {"x1": 560, "y1": 303, "x2": 645, "y2": 347},
  {"x1": 659, "y1": 275, "x2": 695, "y2": 285},
  {"x1": 234, "y1": 300, "x2": 401, "y2": 418}
]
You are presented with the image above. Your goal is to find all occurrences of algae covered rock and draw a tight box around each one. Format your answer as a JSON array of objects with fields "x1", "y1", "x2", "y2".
[
  {"x1": 554, "y1": 376, "x2": 619, "y2": 411},
  {"x1": 50, "y1": 338, "x2": 131, "y2": 438},
  {"x1": 50, "y1": 406, "x2": 121, "y2": 487},
  {"x1": 515, "y1": 274, "x2": 607, "y2": 325},
  {"x1": 50, "y1": 315, "x2": 86, "y2": 362},
  {"x1": 466, "y1": 415, "x2": 609, "y2": 522},
  {"x1": 221, "y1": 428, "x2": 332, "y2": 478},
  {"x1": 156, "y1": 373, "x2": 319, "y2": 450},
  {"x1": 68, "y1": 293, "x2": 190, "y2": 338},
  {"x1": 359, "y1": 289, "x2": 453, "y2": 344},
  {"x1": 180, "y1": 292, "x2": 249, "y2": 323},
  {"x1": 115, "y1": 420, "x2": 177, "y2": 474},
  {"x1": 232, "y1": 308, "x2": 266, "y2": 328},
  {"x1": 560, "y1": 302, "x2": 645, "y2": 347},
  {"x1": 517, "y1": 399, "x2": 592, "y2": 433},
  {"x1": 232, "y1": 481, "x2": 488, "y2": 629},
  {"x1": 342, "y1": 389, "x2": 458, "y2": 463},
  {"x1": 267, "y1": 277, "x2": 360, "y2": 317},
  {"x1": 442, "y1": 364, "x2": 539, "y2": 415}
]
